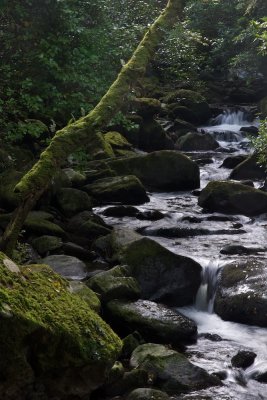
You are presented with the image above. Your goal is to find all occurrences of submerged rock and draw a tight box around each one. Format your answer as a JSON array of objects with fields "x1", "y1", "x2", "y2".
[
  {"x1": 107, "y1": 150, "x2": 200, "y2": 191},
  {"x1": 0, "y1": 253, "x2": 121, "y2": 399},
  {"x1": 106, "y1": 299, "x2": 197, "y2": 345},
  {"x1": 199, "y1": 180, "x2": 267, "y2": 216},
  {"x1": 214, "y1": 259, "x2": 267, "y2": 326}
]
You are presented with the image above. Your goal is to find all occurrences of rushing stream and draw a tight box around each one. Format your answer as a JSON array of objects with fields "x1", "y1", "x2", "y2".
[{"x1": 96, "y1": 109, "x2": 267, "y2": 399}]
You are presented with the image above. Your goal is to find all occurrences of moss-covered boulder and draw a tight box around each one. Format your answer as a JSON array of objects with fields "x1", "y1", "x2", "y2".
[
  {"x1": 69, "y1": 281, "x2": 101, "y2": 313},
  {"x1": 138, "y1": 119, "x2": 174, "y2": 152},
  {"x1": 214, "y1": 259, "x2": 267, "y2": 327},
  {"x1": 130, "y1": 344, "x2": 220, "y2": 394},
  {"x1": 31, "y1": 235, "x2": 63, "y2": 256},
  {"x1": 86, "y1": 132, "x2": 115, "y2": 160},
  {"x1": 56, "y1": 187, "x2": 93, "y2": 216},
  {"x1": 175, "y1": 132, "x2": 219, "y2": 151},
  {"x1": 24, "y1": 214, "x2": 66, "y2": 237},
  {"x1": 199, "y1": 180, "x2": 267, "y2": 216},
  {"x1": 163, "y1": 89, "x2": 211, "y2": 124},
  {"x1": 84, "y1": 175, "x2": 149, "y2": 205},
  {"x1": 63, "y1": 168, "x2": 86, "y2": 187},
  {"x1": 167, "y1": 104, "x2": 198, "y2": 123},
  {"x1": 229, "y1": 154, "x2": 266, "y2": 181},
  {"x1": 104, "y1": 131, "x2": 134, "y2": 156},
  {"x1": 94, "y1": 229, "x2": 201, "y2": 306},
  {"x1": 107, "y1": 151, "x2": 200, "y2": 191},
  {"x1": 106, "y1": 299, "x2": 197, "y2": 345},
  {"x1": 0, "y1": 169, "x2": 22, "y2": 210},
  {"x1": 0, "y1": 254, "x2": 121, "y2": 399},
  {"x1": 133, "y1": 97, "x2": 162, "y2": 117},
  {"x1": 88, "y1": 265, "x2": 141, "y2": 302}
]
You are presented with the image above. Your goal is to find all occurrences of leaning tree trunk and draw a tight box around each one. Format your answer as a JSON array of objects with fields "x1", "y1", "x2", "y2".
[{"x1": 0, "y1": 0, "x2": 184, "y2": 256}]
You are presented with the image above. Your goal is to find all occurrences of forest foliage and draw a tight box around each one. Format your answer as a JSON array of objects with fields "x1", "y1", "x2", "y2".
[{"x1": 0, "y1": 0, "x2": 267, "y2": 145}]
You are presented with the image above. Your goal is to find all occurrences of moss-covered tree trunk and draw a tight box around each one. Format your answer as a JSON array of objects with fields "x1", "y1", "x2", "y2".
[{"x1": 0, "y1": 0, "x2": 184, "y2": 256}]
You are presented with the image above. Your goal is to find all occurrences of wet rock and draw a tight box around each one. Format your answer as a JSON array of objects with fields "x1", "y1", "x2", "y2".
[
  {"x1": 139, "y1": 225, "x2": 245, "y2": 238},
  {"x1": 220, "y1": 155, "x2": 247, "y2": 169},
  {"x1": 107, "y1": 150, "x2": 200, "y2": 191},
  {"x1": 127, "y1": 388, "x2": 170, "y2": 400},
  {"x1": 130, "y1": 343, "x2": 220, "y2": 394},
  {"x1": 175, "y1": 132, "x2": 219, "y2": 152},
  {"x1": 252, "y1": 370, "x2": 267, "y2": 383},
  {"x1": 214, "y1": 259, "x2": 267, "y2": 326},
  {"x1": 31, "y1": 235, "x2": 63, "y2": 256},
  {"x1": 84, "y1": 175, "x2": 149, "y2": 205},
  {"x1": 212, "y1": 370, "x2": 227, "y2": 380},
  {"x1": 41, "y1": 255, "x2": 88, "y2": 280},
  {"x1": 62, "y1": 242, "x2": 95, "y2": 260},
  {"x1": 24, "y1": 214, "x2": 66, "y2": 238},
  {"x1": 231, "y1": 350, "x2": 256, "y2": 369},
  {"x1": 198, "y1": 333, "x2": 222, "y2": 342},
  {"x1": 103, "y1": 205, "x2": 140, "y2": 218},
  {"x1": 0, "y1": 254, "x2": 121, "y2": 400},
  {"x1": 55, "y1": 187, "x2": 93, "y2": 216},
  {"x1": 195, "y1": 157, "x2": 214, "y2": 166},
  {"x1": 63, "y1": 168, "x2": 86, "y2": 187},
  {"x1": 199, "y1": 180, "x2": 267, "y2": 216},
  {"x1": 168, "y1": 104, "x2": 198, "y2": 123},
  {"x1": 220, "y1": 245, "x2": 265, "y2": 255},
  {"x1": 104, "y1": 369, "x2": 148, "y2": 397},
  {"x1": 139, "y1": 119, "x2": 174, "y2": 152},
  {"x1": 182, "y1": 216, "x2": 203, "y2": 223},
  {"x1": 229, "y1": 154, "x2": 266, "y2": 181},
  {"x1": 240, "y1": 126, "x2": 259, "y2": 136},
  {"x1": 88, "y1": 265, "x2": 141, "y2": 302},
  {"x1": 134, "y1": 97, "x2": 162, "y2": 117},
  {"x1": 137, "y1": 210, "x2": 165, "y2": 221},
  {"x1": 122, "y1": 331, "x2": 145, "y2": 359},
  {"x1": 94, "y1": 229, "x2": 202, "y2": 306},
  {"x1": 106, "y1": 300, "x2": 197, "y2": 345}
]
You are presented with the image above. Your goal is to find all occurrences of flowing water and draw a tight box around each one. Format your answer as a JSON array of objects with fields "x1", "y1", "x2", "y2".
[{"x1": 95, "y1": 109, "x2": 267, "y2": 399}]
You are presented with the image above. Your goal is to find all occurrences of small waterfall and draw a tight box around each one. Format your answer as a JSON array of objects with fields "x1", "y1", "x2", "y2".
[
  {"x1": 195, "y1": 260, "x2": 222, "y2": 313},
  {"x1": 211, "y1": 109, "x2": 250, "y2": 126}
]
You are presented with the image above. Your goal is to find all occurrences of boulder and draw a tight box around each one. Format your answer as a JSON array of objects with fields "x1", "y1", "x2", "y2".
[
  {"x1": 175, "y1": 132, "x2": 219, "y2": 151},
  {"x1": 94, "y1": 229, "x2": 202, "y2": 306},
  {"x1": 62, "y1": 168, "x2": 86, "y2": 187},
  {"x1": 138, "y1": 119, "x2": 174, "y2": 152},
  {"x1": 41, "y1": 255, "x2": 89, "y2": 280},
  {"x1": 24, "y1": 214, "x2": 66, "y2": 237},
  {"x1": 84, "y1": 175, "x2": 149, "y2": 205},
  {"x1": 229, "y1": 155, "x2": 266, "y2": 180},
  {"x1": 55, "y1": 187, "x2": 93, "y2": 216},
  {"x1": 198, "y1": 180, "x2": 267, "y2": 216},
  {"x1": 0, "y1": 254, "x2": 121, "y2": 400},
  {"x1": 104, "y1": 368, "x2": 148, "y2": 397},
  {"x1": 220, "y1": 155, "x2": 247, "y2": 169},
  {"x1": 214, "y1": 259, "x2": 267, "y2": 326},
  {"x1": 130, "y1": 343, "x2": 220, "y2": 394},
  {"x1": 240, "y1": 126, "x2": 259, "y2": 136},
  {"x1": 133, "y1": 97, "x2": 162, "y2": 117},
  {"x1": 231, "y1": 351, "x2": 256, "y2": 369},
  {"x1": 31, "y1": 235, "x2": 63, "y2": 256},
  {"x1": 69, "y1": 281, "x2": 101, "y2": 313},
  {"x1": 127, "y1": 388, "x2": 170, "y2": 400},
  {"x1": 67, "y1": 211, "x2": 112, "y2": 243},
  {"x1": 107, "y1": 151, "x2": 200, "y2": 191},
  {"x1": 88, "y1": 265, "x2": 141, "y2": 302},
  {"x1": 167, "y1": 104, "x2": 198, "y2": 123},
  {"x1": 106, "y1": 299, "x2": 197, "y2": 345},
  {"x1": 104, "y1": 131, "x2": 136, "y2": 157}
]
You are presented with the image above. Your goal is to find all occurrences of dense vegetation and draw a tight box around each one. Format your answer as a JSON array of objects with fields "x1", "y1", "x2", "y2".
[{"x1": 1, "y1": 0, "x2": 267, "y2": 145}]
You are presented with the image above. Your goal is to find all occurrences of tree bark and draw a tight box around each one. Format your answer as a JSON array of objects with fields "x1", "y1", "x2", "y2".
[{"x1": 0, "y1": 0, "x2": 184, "y2": 255}]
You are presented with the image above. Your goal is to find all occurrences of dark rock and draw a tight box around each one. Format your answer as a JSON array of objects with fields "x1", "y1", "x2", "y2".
[
  {"x1": 214, "y1": 259, "x2": 267, "y2": 326},
  {"x1": 220, "y1": 155, "x2": 247, "y2": 169},
  {"x1": 104, "y1": 369, "x2": 148, "y2": 397},
  {"x1": 84, "y1": 175, "x2": 149, "y2": 205},
  {"x1": 240, "y1": 126, "x2": 259, "y2": 136},
  {"x1": 31, "y1": 235, "x2": 63, "y2": 256},
  {"x1": 134, "y1": 97, "x2": 162, "y2": 117},
  {"x1": 168, "y1": 104, "x2": 198, "y2": 123},
  {"x1": 106, "y1": 300, "x2": 197, "y2": 345},
  {"x1": 139, "y1": 119, "x2": 174, "y2": 152},
  {"x1": 212, "y1": 371, "x2": 227, "y2": 380},
  {"x1": 230, "y1": 154, "x2": 266, "y2": 181},
  {"x1": 55, "y1": 187, "x2": 92, "y2": 216},
  {"x1": 67, "y1": 211, "x2": 112, "y2": 243},
  {"x1": 103, "y1": 206, "x2": 139, "y2": 218},
  {"x1": 122, "y1": 331, "x2": 144, "y2": 359},
  {"x1": 195, "y1": 157, "x2": 214, "y2": 166},
  {"x1": 199, "y1": 333, "x2": 223, "y2": 342},
  {"x1": 62, "y1": 242, "x2": 95, "y2": 260},
  {"x1": 139, "y1": 225, "x2": 245, "y2": 238},
  {"x1": 137, "y1": 210, "x2": 165, "y2": 221},
  {"x1": 175, "y1": 132, "x2": 219, "y2": 152},
  {"x1": 231, "y1": 350, "x2": 256, "y2": 369},
  {"x1": 107, "y1": 151, "x2": 200, "y2": 191},
  {"x1": 220, "y1": 245, "x2": 265, "y2": 255},
  {"x1": 130, "y1": 343, "x2": 221, "y2": 394},
  {"x1": 69, "y1": 281, "x2": 101, "y2": 313},
  {"x1": 252, "y1": 370, "x2": 267, "y2": 383},
  {"x1": 199, "y1": 180, "x2": 267, "y2": 216}
]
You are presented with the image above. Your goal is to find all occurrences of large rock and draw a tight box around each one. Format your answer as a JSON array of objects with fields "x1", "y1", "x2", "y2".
[
  {"x1": 94, "y1": 229, "x2": 202, "y2": 306},
  {"x1": 138, "y1": 119, "x2": 174, "y2": 152},
  {"x1": 198, "y1": 180, "x2": 267, "y2": 216},
  {"x1": 84, "y1": 175, "x2": 149, "y2": 205},
  {"x1": 130, "y1": 343, "x2": 220, "y2": 394},
  {"x1": 88, "y1": 265, "x2": 141, "y2": 302},
  {"x1": 107, "y1": 151, "x2": 200, "y2": 191},
  {"x1": 127, "y1": 388, "x2": 170, "y2": 400},
  {"x1": 0, "y1": 254, "x2": 121, "y2": 400},
  {"x1": 229, "y1": 154, "x2": 266, "y2": 181},
  {"x1": 55, "y1": 187, "x2": 93, "y2": 216},
  {"x1": 31, "y1": 235, "x2": 63, "y2": 256},
  {"x1": 214, "y1": 259, "x2": 267, "y2": 327},
  {"x1": 106, "y1": 299, "x2": 197, "y2": 345},
  {"x1": 175, "y1": 132, "x2": 219, "y2": 151},
  {"x1": 41, "y1": 255, "x2": 88, "y2": 280},
  {"x1": 220, "y1": 155, "x2": 247, "y2": 169}
]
